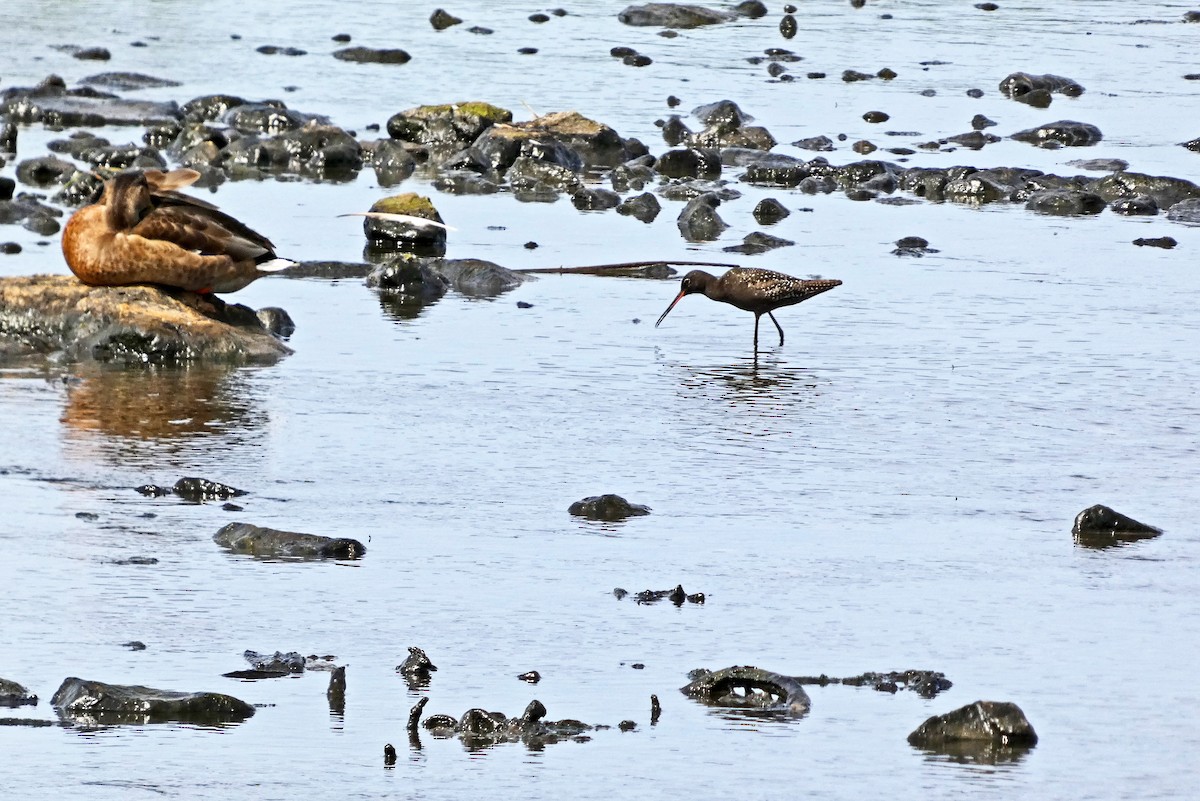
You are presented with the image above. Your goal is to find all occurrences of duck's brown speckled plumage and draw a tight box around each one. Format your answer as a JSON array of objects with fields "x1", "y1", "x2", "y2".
[
  {"x1": 62, "y1": 168, "x2": 288, "y2": 294},
  {"x1": 655, "y1": 267, "x2": 842, "y2": 351}
]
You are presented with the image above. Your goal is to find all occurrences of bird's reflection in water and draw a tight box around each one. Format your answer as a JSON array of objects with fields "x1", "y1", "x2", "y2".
[
  {"x1": 60, "y1": 361, "x2": 266, "y2": 466},
  {"x1": 674, "y1": 353, "x2": 823, "y2": 412}
]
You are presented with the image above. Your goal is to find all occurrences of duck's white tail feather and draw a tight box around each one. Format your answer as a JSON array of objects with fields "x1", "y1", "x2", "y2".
[
  {"x1": 338, "y1": 212, "x2": 455, "y2": 231},
  {"x1": 256, "y1": 258, "x2": 296, "y2": 273}
]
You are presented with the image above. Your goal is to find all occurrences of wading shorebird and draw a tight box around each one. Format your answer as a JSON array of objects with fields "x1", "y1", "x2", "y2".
[
  {"x1": 655, "y1": 267, "x2": 842, "y2": 352},
  {"x1": 61, "y1": 168, "x2": 292, "y2": 294}
]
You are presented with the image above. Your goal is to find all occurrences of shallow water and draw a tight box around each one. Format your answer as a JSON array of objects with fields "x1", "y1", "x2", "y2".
[{"x1": 3, "y1": 2, "x2": 1200, "y2": 799}]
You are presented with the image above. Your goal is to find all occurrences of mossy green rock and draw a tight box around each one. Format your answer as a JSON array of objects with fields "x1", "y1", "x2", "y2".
[{"x1": 385, "y1": 102, "x2": 512, "y2": 147}]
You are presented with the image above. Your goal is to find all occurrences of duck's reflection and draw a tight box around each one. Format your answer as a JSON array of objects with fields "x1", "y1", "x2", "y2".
[{"x1": 60, "y1": 361, "x2": 266, "y2": 463}]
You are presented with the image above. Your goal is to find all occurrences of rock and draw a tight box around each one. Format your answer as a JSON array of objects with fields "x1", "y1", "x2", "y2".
[
  {"x1": 616, "y1": 192, "x2": 662, "y2": 222},
  {"x1": 365, "y1": 138, "x2": 417, "y2": 185},
  {"x1": 1010, "y1": 120, "x2": 1102, "y2": 148},
  {"x1": 793, "y1": 135, "x2": 835, "y2": 152},
  {"x1": 1090, "y1": 172, "x2": 1200, "y2": 211},
  {"x1": 623, "y1": 584, "x2": 706, "y2": 605},
  {"x1": 1, "y1": 77, "x2": 181, "y2": 127},
  {"x1": 327, "y1": 666, "x2": 346, "y2": 715},
  {"x1": 1166, "y1": 197, "x2": 1200, "y2": 225},
  {"x1": 0, "y1": 678, "x2": 37, "y2": 707},
  {"x1": 1110, "y1": 195, "x2": 1158, "y2": 216},
  {"x1": 572, "y1": 187, "x2": 622, "y2": 211},
  {"x1": 256, "y1": 307, "x2": 295, "y2": 338},
  {"x1": 386, "y1": 102, "x2": 512, "y2": 151},
  {"x1": 422, "y1": 258, "x2": 528, "y2": 296},
  {"x1": 430, "y1": 9, "x2": 463, "y2": 29},
  {"x1": 361, "y1": 193, "x2": 448, "y2": 257},
  {"x1": 742, "y1": 153, "x2": 809, "y2": 186},
  {"x1": 908, "y1": 700, "x2": 1038, "y2": 750},
  {"x1": 277, "y1": 260, "x2": 374, "y2": 280},
  {"x1": 1024, "y1": 189, "x2": 1106, "y2": 215},
  {"x1": 51, "y1": 677, "x2": 254, "y2": 725},
  {"x1": 569, "y1": 494, "x2": 651, "y2": 521},
  {"x1": 173, "y1": 477, "x2": 245, "y2": 502},
  {"x1": 1132, "y1": 236, "x2": 1177, "y2": 249},
  {"x1": 999, "y1": 72, "x2": 1084, "y2": 103},
  {"x1": 213, "y1": 522, "x2": 367, "y2": 560},
  {"x1": 681, "y1": 666, "x2": 811, "y2": 716},
  {"x1": 413, "y1": 698, "x2": 597, "y2": 748},
  {"x1": 518, "y1": 671, "x2": 542, "y2": 683},
  {"x1": 79, "y1": 72, "x2": 182, "y2": 91},
  {"x1": 657, "y1": 148, "x2": 721, "y2": 179},
  {"x1": 892, "y1": 236, "x2": 939, "y2": 256},
  {"x1": 0, "y1": 276, "x2": 292, "y2": 364},
  {"x1": 332, "y1": 47, "x2": 412, "y2": 64},
  {"x1": 617, "y1": 3, "x2": 734, "y2": 27},
  {"x1": 676, "y1": 192, "x2": 729, "y2": 241},
  {"x1": 1072, "y1": 504, "x2": 1162, "y2": 547},
  {"x1": 1067, "y1": 158, "x2": 1128, "y2": 172},
  {"x1": 485, "y1": 111, "x2": 629, "y2": 170},
  {"x1": 242, "y1": 650, "x2": 306, "y2": 673},
  {"x1": 366, "y1": 259, "x2": 451, "y2": 311},
  {"x1": 723, "y1": 231, "x2": 795, "y2": 254},
  {"x1": 397, "y1": 646, "x2": 438, "y2": 682},
  {"x1": 753, "y1": 197, "x2": 791, "y2": 224},
  {"x1": 15, "y1": 156, "x2": 79, "y2": 187}
]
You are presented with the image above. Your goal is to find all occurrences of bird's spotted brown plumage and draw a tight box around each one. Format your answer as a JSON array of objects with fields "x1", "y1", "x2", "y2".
[
  {"x1": 62, "y1": 168, "x2": 291, "y2": 294},
  {"x1": 656, "y1": 267, "x2": 842, "y2": 351}
]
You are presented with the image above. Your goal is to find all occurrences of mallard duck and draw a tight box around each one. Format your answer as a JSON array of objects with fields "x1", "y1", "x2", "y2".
[{"x1": 61, "y1": 168, "x2": 291, "y2": 294}]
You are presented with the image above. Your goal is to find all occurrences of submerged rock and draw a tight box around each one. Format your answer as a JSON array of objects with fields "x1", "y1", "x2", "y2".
[
  {"x1": 681, "y1": 666, "x2": 811, "y2": 716},
  {"x1": 333, "y1": 47, "x2": 412, "y2": 64},
  {"x1": 1072, "y1": 504, "x2": 1162, "y2": 547},
  {"x1": 397, "y1": 646, "x2": 438, "y2": 686},
  {"x1": 569, "y1": 494, "x2": 651, "y2": 521},
  {"x1": 173, "y1": 477, "x2": 245, "y2": 502},
  {"x1": 411, "y1": 696, "x2": 599, "y2": 749},
  {"x1": 0, "y1": 678, "x2": 37, "y2": 707},
  {"x1": 1010, "y1": 120, "x2": 1102, "y2": 148},
  {"x1": 51, "y1": 677, "x2": 254, "y2": 725},
  {"x1": 908, "y1": 700, "x2": 1038, "y2": 750},
  {"x1": 676, "y1": 192, "x2": 729, "y2": 241},
  {"x1": 618, "y1": 3, "x2": 734, "y2": 27},
  {"x1": 214, "y1": 522, "x2": 366, "y2": 560},
  {"x1": 1025, "y1": 189, "x2": 1106, "y2": 215},
  {"x1": 999, "y1": 72, "x2": 1084, "y2": 106},
  {"x1": 422, "y1": 258, "x2": 527, "y2": 296},
  {"x1": 0, "y1": 276, "x2": 292, "y2": 365}
]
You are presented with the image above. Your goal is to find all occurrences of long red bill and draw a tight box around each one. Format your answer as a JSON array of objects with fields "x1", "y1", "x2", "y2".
[{"x1": 655, "y1": 291, "x2": 687, "y2": 328}]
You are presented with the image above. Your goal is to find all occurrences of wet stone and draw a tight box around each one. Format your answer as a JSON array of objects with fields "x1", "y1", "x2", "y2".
[
  {"x1": 0, "y1": 678, "x2": 37, "y2": 707},
  {"x1": 73, "y1": 47, "x2": 112, "y2": 61},
  {"x1": 52, "y1": 677, "x2": 254, "y2": 725},
  {"x1": 892, "y1": 236, "x2": 939, "y2": 256},
  {"x1": 675, "y1": 192, "x2": 728, "y2": 241},
  {"x1": 1011, "y1": 120, "x2": 1102, "y2": 148},
  {"x1": 908, "y1": 700, "x2": 1038, "y2": 750},
  {"x1": 1072, "y1": 504, "x2": 1162, "y2": 547},
  {"x1": 430, "y1": 9, "x2": 463, "y2": 29},
  {"x1": 569, "y1": 493, "x2": 651, "y2": 521},
  {"x1": 723, "y1": 231, "x2": 795, "y2": 254},
  {"x1": 1132, "y1": 236, "x2": 1177, "y2": 249},
  {"x1": 214, "y1": 522, "x2": 367, "y2": 560},
  {"x1": 1110, "y1": 195, "x2": 1158, "y2": 216},
  {"x1": 174, "y1": 477, "x2": 245, "y2": 502},
  {"x1": 682, "y1": 666, "x2": 811, "y2": 716},
  {"x1": 616, "y1": 192, "x2": 661, "y2": 223},
  {"x1": 1166, "y1": 197, "x2": 1200, "y2": 225},
  {"x1": 753, "y1": 197, "x2": 790, "y2": 224},
  {"x1": 863, "y1": 110, "x2": 889, "y2": 123},
  {"x1": 332, "y1": 47, "x2": 412, "y2": 64}
]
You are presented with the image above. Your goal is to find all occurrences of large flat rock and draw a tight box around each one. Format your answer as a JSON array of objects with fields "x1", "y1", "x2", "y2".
[{"x1": 0, "y1": 275, "x2": 291, "y2": 364}]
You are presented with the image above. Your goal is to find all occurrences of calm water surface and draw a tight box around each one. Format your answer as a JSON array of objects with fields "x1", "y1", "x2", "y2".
[{"x1": 2, "y1": 2, "x2": 1199, "y2": 799}]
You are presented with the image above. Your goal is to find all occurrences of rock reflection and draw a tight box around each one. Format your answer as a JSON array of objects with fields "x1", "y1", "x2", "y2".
[
  {"x1": 60, "y1": 361, "x2": 265, "y2": 461},
  {"x1": 914, "y1": 741, "x2": 1034, "y2": 766}
]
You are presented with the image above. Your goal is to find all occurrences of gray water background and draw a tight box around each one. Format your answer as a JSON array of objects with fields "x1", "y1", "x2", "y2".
[{"x1": 1, "y1": 2, "x2": 1199, "y2": 799}]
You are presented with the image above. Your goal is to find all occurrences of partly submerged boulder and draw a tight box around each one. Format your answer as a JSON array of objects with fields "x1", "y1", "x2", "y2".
[
  {"x1": 681, "y1": 666, "x2": 811, "y2": 716},
  {"x1": 1072, "y1": 504, "x2": 1162, "y2": 547},
  {"x1": 51, "y1": 677, "x2": 254, "y2": 725},
  {"x1": 908, "y1": 700, "x2": 1037, "y2": 749},
  {"x1": 214, "y1": 522, "x2": 366, "y2": 560},
  {"x1": 569, "y1": 494, "x2": 651, "y2": 521},
  {"x1": 0, "y1": 276, "x2": 292, "y2": 364}
]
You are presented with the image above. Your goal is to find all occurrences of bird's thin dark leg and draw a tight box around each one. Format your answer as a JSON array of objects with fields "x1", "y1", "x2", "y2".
[
  {"x1": 768, "y1": 311, "x2": 785, "y2": 347},
  {"x1": 753, "y1": 314, "x2": 760, "y2": 353}
]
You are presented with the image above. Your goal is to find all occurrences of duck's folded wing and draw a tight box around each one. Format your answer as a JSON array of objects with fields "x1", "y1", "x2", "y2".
[{"x1": 130, "y1": 197, "x2": 276, "y2": 262}]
